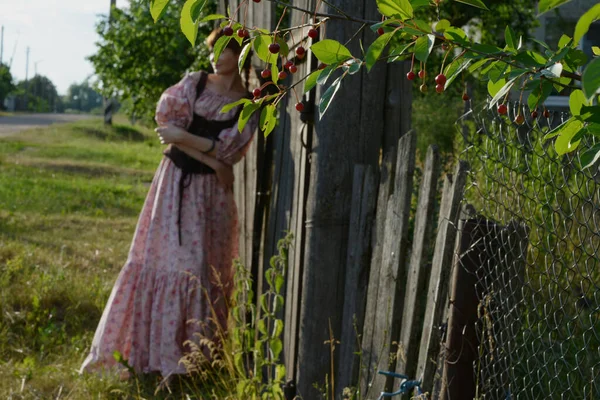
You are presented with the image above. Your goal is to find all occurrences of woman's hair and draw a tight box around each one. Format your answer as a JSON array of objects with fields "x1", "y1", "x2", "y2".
[{"x1": 206, "y1": 27, "x2": 252, "y2": 90}]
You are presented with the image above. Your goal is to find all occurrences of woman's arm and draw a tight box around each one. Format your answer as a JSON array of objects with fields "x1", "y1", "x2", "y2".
[
  {"x1": 156, "y1": 125, "x2": 219, "y2": 157},
  {"x1": 173, "y1": 144, "x2": 235, "y2": 187}
]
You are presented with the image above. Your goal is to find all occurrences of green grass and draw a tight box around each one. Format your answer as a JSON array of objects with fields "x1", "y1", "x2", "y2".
[{"x1": 0, "y1": 118, "x2": 173, "y2": 398}]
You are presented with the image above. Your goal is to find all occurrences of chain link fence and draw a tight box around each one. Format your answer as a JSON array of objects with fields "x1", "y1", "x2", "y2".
[{"x1": 455, "y1": 101, "x2": 600, "y2": 399}]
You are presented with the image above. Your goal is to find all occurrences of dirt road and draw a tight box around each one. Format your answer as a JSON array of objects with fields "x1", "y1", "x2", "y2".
[{"x1": 0, "y1": 113, "x2": 99, "y2": 137}]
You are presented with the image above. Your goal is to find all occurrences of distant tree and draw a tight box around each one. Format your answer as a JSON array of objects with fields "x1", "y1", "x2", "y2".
[
  {"x1": 14, "y1": 75, "x2": 62, "y2": 113},
  {"x1": 0, "y1": 63, "x2": 15, "y2": 110},
  {"x1": 63, "y1": 81, "x2": 104, "y2": 113},
  {"x1": 88, "y1": 0, "x2": 214, "y2": 123}
]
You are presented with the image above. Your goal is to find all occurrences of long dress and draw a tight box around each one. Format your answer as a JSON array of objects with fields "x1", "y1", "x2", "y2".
[{"x1": 79, "y1": 71, "x2": 258, "y2": 377}]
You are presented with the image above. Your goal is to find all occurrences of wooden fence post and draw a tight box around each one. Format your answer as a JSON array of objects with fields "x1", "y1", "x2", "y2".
[
  {"x1": 363, "y1": 130, "x2": 417, "y2": 396},
  {"x1": 337, "y1": 164, "x2": 379, "y2": 395},
  {"x1": 395, "y1": 145, "x2": 441, "y2": 380},
  {"x1": 416, "y1": 160, "x2": 468, "y2": 394}
]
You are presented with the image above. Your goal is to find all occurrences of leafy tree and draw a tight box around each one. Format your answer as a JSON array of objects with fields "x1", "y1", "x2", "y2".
[
  {"x1": 0, "y1": 63, "x2": 15, "y2": 110},
  {"x1": 88, "y1": 0, "x2": 215, "y2": 123},
  {"x1": 63, "y1": 81, "x2": 104, "y2": 113},
  {"x1": 14, "y1": 75, "x2": 62, "y2": 113}
]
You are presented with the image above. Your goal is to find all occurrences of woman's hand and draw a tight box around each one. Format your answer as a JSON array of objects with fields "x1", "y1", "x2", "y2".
[
  {"x1": 215, "y1": 163, "x2": 235, "y2": 188},
  {"x1": 155, "y1": 124, "x2": 186, "y2": 144}
]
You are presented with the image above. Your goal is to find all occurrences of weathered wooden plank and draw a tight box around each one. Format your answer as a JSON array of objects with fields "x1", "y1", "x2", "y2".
[
  {"x1": 365, "y1": 130, "x2": 417, "y2": 397},
  {"x1": 337, "y1": 164, "x2": 379, "y2": 394},
  {"x1": 395, "y1": 144, "x2": 441, "y2": 379},
  {"x1": 360, "y1": 144, "x2": 397, "y2": 394},
  {"x1": 416, "y1": 160, "x2": 469, "y2": 393}
]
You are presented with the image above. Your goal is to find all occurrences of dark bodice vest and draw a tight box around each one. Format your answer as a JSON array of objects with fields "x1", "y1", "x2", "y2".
[{"x1": 161, "y1": 71, "x2": 250, "y2": 245}]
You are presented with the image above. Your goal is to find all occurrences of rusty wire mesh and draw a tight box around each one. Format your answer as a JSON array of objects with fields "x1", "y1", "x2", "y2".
[{"x1": 455, "y1": 100, "x2": 600, "y2": 399}]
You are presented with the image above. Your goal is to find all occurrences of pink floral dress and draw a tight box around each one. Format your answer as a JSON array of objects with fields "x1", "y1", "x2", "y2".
[{"x1": 79, "y1": 71, "x2": 258, "y2": 377}]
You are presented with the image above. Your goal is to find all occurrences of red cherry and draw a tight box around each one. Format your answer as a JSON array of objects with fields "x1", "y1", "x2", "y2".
[
  {"x1": 223, "y1": 26, "x2": 234, "y2": 36},
  {"x1": 377, "y1": 27, "x2": 385, "y2": 36},
  {"x1": 252, "y1": 0, "x2": 261, "y2": 3},
  {"x1": 278, "y1": 71, "x2": 288, "y2": 80},
  {"x1": 543, "y1": 109, "x2": 550, "y2": 118},
  {"x1": 261, "y1": 69, "x2": 271, "y2": 79},
  {"x1": 308, "y1": 28, "x2": 318, "y2": 39},
  {"x1": 252, "y1": 88, "x2": 262, "y2": 98},
  {"x1": 515, "y1": 114, "x2": 525, "y2": 125},
  {"x1": 295, "y1": 102, "x2": 305, "y2": 112},
  {"x1": 531, "y1": 110, "x2": 539, "y2": 118},
  {"x1": 418, "y1": 70, "x2": 426, "y2": 79},
  {"x1": 498, "y1": 104, "x2": 508, "y2": 115},
  {"x1": 268, "y1": 43, "x2": 280, "y2": 54},
  {"x1": 237, "y1": 29, "x2": 248, "y2": 38},
  {"x1": 318, "y1": 63, "x2": 327, "y2": 70},
  {"x1": 442, "y1": 43, "x2": 449, "y2": 51},
  {"x1": 284, "y1": 60, "x2": 294, "y2": 70},
  {"x1": 435, "y1": 74, "x2": 447, "y2": 85},
  {"x1": 462, "y1": 93, "x2": 470, "y2": 101},
  {"x1": 435, "y1": 83, "x2": 444, "y2": 93},
  {"x1": 289, "y1": 65, "x2": 298, "y2": 74},
  {"x1": 296, "y1": 46, "x2": 306, "y2": 57},
  {"x1": 420, "y1": 84, "x2": 428, "y2": 93},
  {"x1": 406, "y1": 71, "x2": 416, "y2": 81}
]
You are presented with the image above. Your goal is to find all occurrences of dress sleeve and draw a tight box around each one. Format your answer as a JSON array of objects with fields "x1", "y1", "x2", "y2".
[
  {"x1": 154, "y1": 73, "x2": 198, "y2": 129},
  {"x1": 216, "y1": 111, "x2": 259, "y2": 165}
]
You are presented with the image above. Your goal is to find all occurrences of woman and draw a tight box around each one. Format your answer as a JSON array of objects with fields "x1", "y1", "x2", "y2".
[{"x1": 79, "y1": 28, "x2": 258, "y2": 379}]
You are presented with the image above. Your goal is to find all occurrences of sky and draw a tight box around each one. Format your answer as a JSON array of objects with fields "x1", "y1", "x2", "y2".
[{"x1": 1, "y1": 0, "x2": 125, "y2": 95}]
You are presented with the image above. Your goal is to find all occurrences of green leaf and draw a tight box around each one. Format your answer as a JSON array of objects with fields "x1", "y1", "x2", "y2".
[
  {"x1": 580, "y1": 106, "x2": 600, "y2": 123},
  {"x1": 275, "y1": 364, "x2": 286, "y2": 381},
  {"x1": 471, "y1": 43, "x2": 503, "y2": 54},
  {"x1": 271, "y1": 61, "x2": 279, "y2": 85},
  {"x1": 444, "y1": 58, "x2": 472, "y2": 89},
  {"x1": 213, "y1": 35, "x2": 232, "y2": 67},
  {"x1": 593, "y1": 46, "x2": 600, "y2": 56},
  {"x1": 198, "y1": 13, "x2": 226, "y2": 23},
  {"x1": 387, "y1": 42, "x2": 413, "y2": 62},
  {"x1": 514, "y1": 51, "x2": 547, "y2": 67},
  {"x1": 538, "y1": 0, "x2": 573, "y2": 15},
  {"x1": 221, "y1": 97, "x2": 251, "y2": 113},
  {"x1": 435, "y1": 19, "x2": 451, "y2": 33},
  {"x1": 565, "y1": 49, "x2": 588, "y2": 67},
  {"x1": 238, "y1": 43, "x2": 252, "y2": 75},
  {"x1": 574, "y1": 4, "x2": 600, "y2": 46},
  {"x1": 485, "y1": 61, "x2": 508, "y2": 83},
  {"x1": 558, "y1": 34, "x2": 572, "y2": 48},
  {"x1": 454, "y1": 0, "x2": 488, "y2": 10},
  {"x1": 467, "y1": 58, "x2": 492, "y2": 74},
  {"x1": 541, "y1": 62, "x2": 563, "y2": 79},
  {"x1": 569, "y1": 89, "x2": 588, "y2": 115},
  {"x1": 180, "y1": 0, "x2": 205, "y2": 46},
  {"x1": 414, "y1": 34, "x2": 435, "y2": 63},
  {"x1": 580, "y1": 143, "x2": 600, "y2": 169},
  {"x1": 488, "y1": 76, "x2": 518, "y2": 109},
  {"x1": 269, "y1": 338, "x2": 283, "y2": 360},
  {"x1": 531, "y1": 38, "x2": 552, "y2": 51},
  {"x1": 274, "y1": 36, "x2": 290, "y2": 58},
  {"x1": 238, "y1": 101, "x2": 261, "y2": 132},
  {"x1": 343, "y1": 59, "x2": 362, "y2": 75},
  {"x1": 190, "y1": 0, "x2": 207, "y2": 21},
  {"x1": 150, "y1": 0, "x2": 170, "y2": 22},
  {"x1": 311, "y1": 40, "x2": 353, "y2": 64},
  {"x1": 319, "y1": 75, "x2": 343, "y2": 118},
  {"x1": 259, "y1": 104, "x2": 277, "y2": 137},
  {"x1": 527, "y1": 79, "x2": 553, "y2": 111},
  {"x1": 582, "y1": 57, "x2": 600, "y2": 101},
  {"x1": 553, "y1": 118, "x2": 584, "y2": 155},
  {"x1": 253, "y1": 35, "x2": 273, "y2": 63},
  {"x1": 377, "y1": 0, "x2": 413, "y2": 19},
  {"x1": 488, "y1": 78, "x2": 506, "y2": 98},
  {"x1": 505, "y1": 25, "x2": 517, "y2": 50},
  {"x1": 444, "y1": 27, "x2": 470, "y2": 46},
  {"x1": 317, "y1": 64, "x2": 338, "y2": 85},
  {"x1": 414, "y1": 19, "x2": 431, "y2": 33},
  {"x1": 304, "y1": 70, "x2": 323, "y2": 94},
  {"x1": 366, "y1": 32, "x2": 394, "y2": 71}
]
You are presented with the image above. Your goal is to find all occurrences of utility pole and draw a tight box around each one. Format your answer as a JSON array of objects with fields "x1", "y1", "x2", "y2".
[
  {"x1": 1, "y1": 26, "x2": 4, "y2": 65},
  {"x1": 25, "y1": 46, "x2": 30, "y2": 81},
  {"x1": 104, "y1": 0, "x2": 117, "y2": 125}
]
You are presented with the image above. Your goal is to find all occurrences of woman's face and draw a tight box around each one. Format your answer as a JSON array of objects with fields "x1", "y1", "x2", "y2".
[{"x1": 210, "y1": 47, "x2": 239, "y2": 76}]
